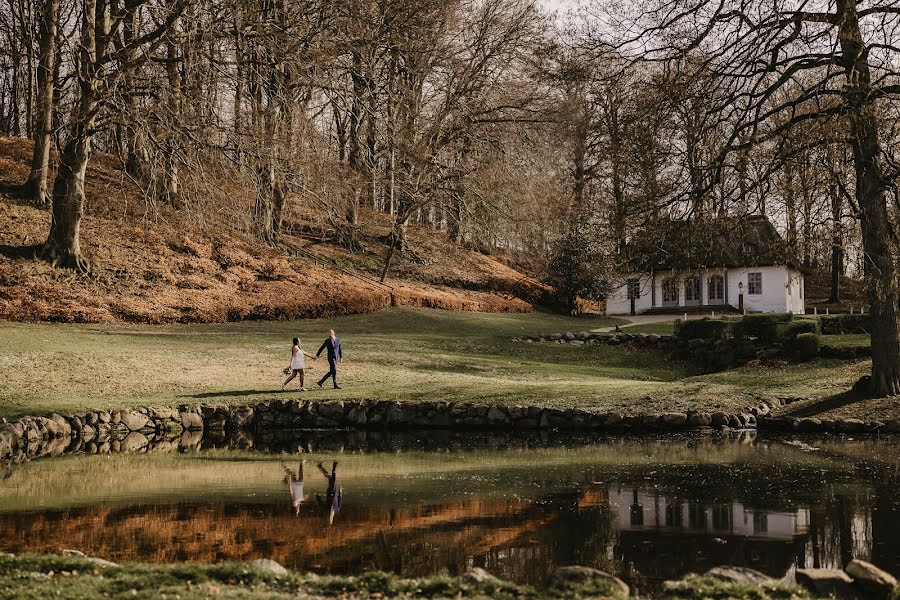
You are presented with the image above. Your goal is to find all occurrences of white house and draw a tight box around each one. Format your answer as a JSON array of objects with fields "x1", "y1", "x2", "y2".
[
  {"x1": 608, "y1": 487, "x2": 810, "y2": 540},
  {"x1": 606, "y1": 217, "x2": 806, "y2": 316}
]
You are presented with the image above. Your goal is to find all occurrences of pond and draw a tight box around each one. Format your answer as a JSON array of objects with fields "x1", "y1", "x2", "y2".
[{"x1": 1, "y1": 430, "x2": 898, "y2": 594}]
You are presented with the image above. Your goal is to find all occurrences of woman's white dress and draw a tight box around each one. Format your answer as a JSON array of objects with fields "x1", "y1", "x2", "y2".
[{"x1": 291, "y1": 348, "x2": 305, "y2": 370}]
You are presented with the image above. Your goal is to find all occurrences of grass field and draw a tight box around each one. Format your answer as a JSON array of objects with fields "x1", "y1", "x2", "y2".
[{"x1": 0, "y1": 307, "x2": 873, "y2": 421}]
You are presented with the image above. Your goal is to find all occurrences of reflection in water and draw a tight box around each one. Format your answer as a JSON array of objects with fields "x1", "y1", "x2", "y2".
[
  {"x1": 315, "y1": 461, "x2": 342, "y2": 525},
  {"x1": 284, "y1": 460, "x2": 305, "y2": 515},
  {"x1": 0, "y1": 433, "x2": 898, "y2": 594}
]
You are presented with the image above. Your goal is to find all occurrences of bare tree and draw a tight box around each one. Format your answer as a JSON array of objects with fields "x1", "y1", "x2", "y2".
[
  {"x1": 607, "y1": 0, "x2": 900, "y2": 396},
  {"x1": 44, "y1": 0, "x2": 189, "y2": 271},
  {"x1": 19, "y1": 0, "x2": 59, "y2": 206}
]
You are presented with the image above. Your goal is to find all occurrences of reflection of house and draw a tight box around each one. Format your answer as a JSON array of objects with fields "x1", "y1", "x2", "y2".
[
  {"x1": 606, "y1": 217, "x2": 805, "y2": 315},
  {"x1": 607, "y1": 487, "x2": 811, "y2": 584},
  {"x1": 608, "y1": 488, "x2": 810, "y2": 540}
]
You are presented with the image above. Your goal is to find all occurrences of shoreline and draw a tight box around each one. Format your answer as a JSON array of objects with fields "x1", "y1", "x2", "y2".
[{"x1": 3, "y1": 398, "x2": 897, "y2": 470}]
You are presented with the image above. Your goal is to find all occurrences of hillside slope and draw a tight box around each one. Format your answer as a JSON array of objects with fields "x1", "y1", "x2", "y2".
[{"x1": 0, "y1": 137, "x2": 541, "y2": 323}]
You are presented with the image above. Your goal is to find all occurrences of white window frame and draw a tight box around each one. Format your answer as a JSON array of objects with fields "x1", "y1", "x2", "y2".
[
  {"x1": 684, "y1": 276, "x2": 701, "y2": 302},
  {"x1": 662, "y1": 278, "x2": 678, "y2": 303},
  {"x1": 627, "y1": 278, "x2": 640, "y2": 300},
  {"x1": 707, "y1": 275, "x2": 724, "y2": 301},
  {"x1": 747, "y1": 272, "x2": 762, "y2": 295}
]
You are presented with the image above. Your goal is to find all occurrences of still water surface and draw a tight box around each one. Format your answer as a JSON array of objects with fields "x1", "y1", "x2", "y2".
[{"x1": 1, "y1": 432, "x2": 898, "y2": 593}]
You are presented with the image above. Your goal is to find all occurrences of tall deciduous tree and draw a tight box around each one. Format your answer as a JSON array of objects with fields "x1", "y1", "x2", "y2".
[
  {"x1": 44, "y1": 0, "x2": 189, "y2": 271},
  {"x1": 20, "y1": 0, "x2": 59, "y2": 206},
  {"x1": 610, "y1": 0, "x2": 900, "y2": 396}
]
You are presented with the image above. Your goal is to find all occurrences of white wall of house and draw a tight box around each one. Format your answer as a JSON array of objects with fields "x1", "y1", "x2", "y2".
[
  {"x1": 606, "y1": 274, "x2": 655, "y2": 315},
  {"x1": 606, "y1": 265, "x2": 805, "y2": 315},
  {"x1": 726, "y1": 266, "x2": 805, "y2": 314},
  {"x1": 608, "y1": 488, "x2": 810, "y2": 539}
]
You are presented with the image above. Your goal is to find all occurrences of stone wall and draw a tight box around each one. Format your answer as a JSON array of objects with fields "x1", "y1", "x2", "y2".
[
  {"x1": 0, "y1": 406, "x2": 203, "y2": 467},
  {"x1": 520, "y1": 330, "x2": 871, "y2": 370},
  {"x1": 3, "y1": 396, "x2": 896, "y2": 469},
  {"x1": 518, "y1": 331, "x2": 771, "y2": 371},
  {"x1": 200, "y1": 398, "x2": 765, "y2": 434}
]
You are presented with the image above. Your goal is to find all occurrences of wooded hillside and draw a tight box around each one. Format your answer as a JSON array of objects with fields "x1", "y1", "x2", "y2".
[{"x1": 0, "y1": 137, "x2": 539, "y2": 322}]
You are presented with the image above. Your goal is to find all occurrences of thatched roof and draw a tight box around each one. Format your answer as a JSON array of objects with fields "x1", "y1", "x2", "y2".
[{"x1": 623, "y1": 216, "x2": 799, "y2": 272}]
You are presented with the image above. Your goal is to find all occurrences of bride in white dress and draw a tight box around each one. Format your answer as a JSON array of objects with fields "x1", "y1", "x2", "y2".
[{"x1": 282, "y1": 337, "x2": 317, "y2": 391}]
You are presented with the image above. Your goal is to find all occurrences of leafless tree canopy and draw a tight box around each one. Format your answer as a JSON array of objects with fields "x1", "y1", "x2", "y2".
[{"x1": 0, "y1": 0, "x2": 897, "y2": 394}]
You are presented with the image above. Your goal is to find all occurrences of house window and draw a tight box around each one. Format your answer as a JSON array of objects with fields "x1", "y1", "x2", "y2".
[
  {"x1": 743, "y1": 242, "x2": 757, "y2": 255},
  {"x1": 662, "y1": 278, "x2": 678, "y2": 303},
  {"x1": 688, "y1": 503, "x2": 706, "y2": 529},
  {"x1": 753, "y1": 512, "x2": 768, "y2": 534},
  {"x1": 712, "y1": 504, "x2": 732, "y2": 531},
  {"x1": 684, "y1": 276, "x2": 701, "y2": 302},
  {"x1": 665, "y1": 502, "x2": 683, "y2": 527},
  {"x1": 627, "y1": 278, "x2": 640, "y2": 300},
  {"x1": 748, "y1": 272, "x2": 762, "y2": 295},
  {"x1": 708, "y1": 275, "x2": 724, "y2": 301}
]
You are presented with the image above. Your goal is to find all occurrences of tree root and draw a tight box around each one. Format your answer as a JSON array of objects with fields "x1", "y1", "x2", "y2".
[{"x1": 41, "y1": 243, "x2": 91, "y2": 274}]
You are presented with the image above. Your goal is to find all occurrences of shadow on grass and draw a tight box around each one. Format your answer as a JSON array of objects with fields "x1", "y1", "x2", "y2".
[
  {"x1": 186, "y1": 389, "x2": 282, "y2": 399},
  {"x1": 780, "y1": 389, "x2": 862, "y2": 417}
]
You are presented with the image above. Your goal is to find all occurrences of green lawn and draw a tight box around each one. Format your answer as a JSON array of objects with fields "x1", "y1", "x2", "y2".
[
  {"x1": 0, "y1": 307, "x2": 872, "y2": 420},
  {"x1": 620, "y1": 322, "x2": 675, "y2": 335},
  {"x1": 821, "y1": 333, "x2": 871, "y2": 348}
]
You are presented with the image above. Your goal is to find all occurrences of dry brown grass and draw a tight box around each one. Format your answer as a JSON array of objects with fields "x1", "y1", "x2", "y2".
[{"x1": 0, "y1": 137, "x2": 536, "y2": 323}]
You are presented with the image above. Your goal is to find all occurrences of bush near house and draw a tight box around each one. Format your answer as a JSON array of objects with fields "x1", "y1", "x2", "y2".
[
  {"x1": 674, "y1": 317, "x2": 732, "y2": 340},
  {"x1": 732, "y1": 313, "x2": 794, "y2": 342},
  {"x1": 780, "y1": 320, "x2": 819, "y2": 352},
  {"x1": 793, "y1": 332, "x2": 821, "y2": 361},
  {"x1": 820, "y1": 314, "x2": 871, "y2": 335}
]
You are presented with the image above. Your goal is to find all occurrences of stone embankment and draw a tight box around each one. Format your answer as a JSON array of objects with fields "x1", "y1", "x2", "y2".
[
  {"x1": 0, "y1": 406, "x2": 203, "y2": 465},
  {"x1": 517, "y1": 330, "x2": 873, "y2": 368},
  {"x1": 2, "y1": 396, "x2": 896, "y2": 467}
]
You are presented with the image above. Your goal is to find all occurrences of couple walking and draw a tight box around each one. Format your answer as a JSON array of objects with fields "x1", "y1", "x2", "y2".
[{"x1": 282, "y1": 329, "x2": 343, "y2": 391}]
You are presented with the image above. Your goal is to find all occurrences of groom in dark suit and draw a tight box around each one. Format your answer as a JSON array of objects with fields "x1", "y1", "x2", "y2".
[{"x1": 316, "y1": 329, "x2": 343, "y2": 389}]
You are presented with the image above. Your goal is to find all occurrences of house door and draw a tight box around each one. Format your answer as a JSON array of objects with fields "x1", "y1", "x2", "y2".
[
  {"x1": 684, "y1": 276, "x2": 701, "y2": 307},
  {"x1": 662, "y1": 278, "x2": 678, "y2": 307},
  {"x1": 707, "y1": 274, "x2": 725, "y2": 305}
]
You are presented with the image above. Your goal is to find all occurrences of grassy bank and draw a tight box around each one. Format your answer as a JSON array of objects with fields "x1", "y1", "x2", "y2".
[
  {"x1": 0, "y1": 553, "x2": 548, "y2": 600},
  {"x1": 0, "y1": 553, "x2": 826, "y2": 600},
  {"x1": 0, "y1": 308, "x2": 873, "y2": 421}
]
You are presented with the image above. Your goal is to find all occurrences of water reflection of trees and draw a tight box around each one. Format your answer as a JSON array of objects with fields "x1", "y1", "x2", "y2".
[
  {"x1": 2, "y1": 432, "x2": 899, "y2": 588},
  {"x1": 5, "y1": 481, "x2": 892, "y2": 592}
]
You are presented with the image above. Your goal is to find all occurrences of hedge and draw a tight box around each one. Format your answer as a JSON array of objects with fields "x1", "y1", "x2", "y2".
[
  {"x1": 820, "y1": 314, "x2": 871, "y2": 335},
  {"x1": 780, "y1": 320, "x2": 819, "y2": 349},
  {"x1": 793, "y1": 332, "x2": 821, "y2": 361},
  {"x1": 675, "y1": 318, "x2": 732, "y2": 340},
  {"x1": 733, "y1": 313, "x2": 794, "y2": 342}
]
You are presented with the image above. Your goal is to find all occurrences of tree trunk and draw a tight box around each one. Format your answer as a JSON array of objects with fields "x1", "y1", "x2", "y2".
[
  {"x1": 783, "y1": 160, "x2": 798, "y2": 258},
  {"x1": 43, "y1": 0, "x2": 96, "y2": 273},
  {"x1": 124, "y1": 7, "x2": 148, "y2": 178},
  {"x1": 828, "y1": 178, "x2": 844, "y2": 304},
  {"x1": 44, "y1": 123, "x2": 91, "y2": 272},
  {"x1": 163, "y1": 19, "x2": 181, "y2": 204},
  {"x1": 20, "y1": 0, "x2": 60, "y2": 207},
  {"x1": 838, "y1": 0, "x2": 900, "y2": 396},
  {"x1": 255, "y1": 160, "x2": 285, "y2": 247}
]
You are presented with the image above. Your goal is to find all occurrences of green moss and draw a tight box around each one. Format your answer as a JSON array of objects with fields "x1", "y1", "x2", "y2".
[
  {"x1": 661, "y1": 575, "x2": 810, "y2": 600},
  {"x1": 0, "y1": 554, "x2": 558, "y2": 600}
]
